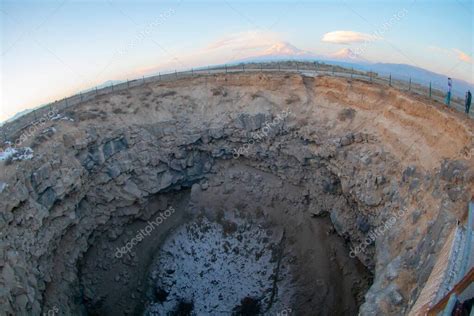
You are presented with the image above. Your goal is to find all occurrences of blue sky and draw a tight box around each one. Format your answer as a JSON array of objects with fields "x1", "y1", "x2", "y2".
[{"x1": 1, "y1": 0, "x2": 473, "y2": 122}]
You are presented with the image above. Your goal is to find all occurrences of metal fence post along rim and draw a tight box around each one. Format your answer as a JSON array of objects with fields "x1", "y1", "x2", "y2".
[{"x1": 1, "y1": 62, "x2": 471, "y2": 142}]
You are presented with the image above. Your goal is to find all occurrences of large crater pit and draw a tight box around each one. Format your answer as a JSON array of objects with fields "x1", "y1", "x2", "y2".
[
  {"x1": 78, "y1": 163, "x2": 371, "y2": 315},
  {"x1": 0, "y1": 72, "x2": 472, "y2": 316}
]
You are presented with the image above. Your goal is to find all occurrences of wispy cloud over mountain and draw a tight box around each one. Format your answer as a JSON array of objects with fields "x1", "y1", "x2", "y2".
[
  {"x1": 205, "y1": 31, "x2": 280, "y2": 52},
  {"x1": 429, "y1": 46, "x2": 473, "y2": 64},
  {"x1": 453, "y1": 49, "x2": 472, "y2": 64},
  {"x1": 321, "y1": 31, "x2": 379, "y2": 44}
]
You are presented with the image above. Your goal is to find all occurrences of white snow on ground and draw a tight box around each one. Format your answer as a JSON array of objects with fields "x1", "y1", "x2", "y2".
[
  {"x1": 40, "y1": 127, "x2": 57, "y2": 136},
  {"x1": 0, "y1": 147, "x2": 34, "y2": 161},
  {"x1": 50, "y1": 114, "x2": 62, "y2": 121},
  {"x1": 0, "y1": 147, "x2": 18, "y2": 161},
  {"x1": 61, "y1": 116, "x2": 74, "y2": 122},
  {"x1": 50, "y1": 113, "x2": 74, "y2": 122},
  {"x1": 0, "y1": 182, "x2": 7, "y2": 193},
  {"x1": 144, "y1": 212, "x2": 292, "y2": 315}
]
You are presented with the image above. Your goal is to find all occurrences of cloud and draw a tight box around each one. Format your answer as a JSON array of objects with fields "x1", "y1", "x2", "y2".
[
  {"x1": 135, "y1": 30, "x2": 285, "y2": 75},
  {"x1": 200, "y1": 31, "x2": 317, "y2": 60},
  {"x1": 428, "y1": 46, "x2": 472, "y2": 64},
  {"x1": 204, "y1": 31, "x2": 281, "y2": 52},
  {"x1": 427, "y1": 45, "x2": 450, "y2": 54},
  {"x1": 321, "y1": 31, "x2": 379, "y2": 44},
  {"x1": 453, "y1": 49, "x2": 472, "y2": 64}
]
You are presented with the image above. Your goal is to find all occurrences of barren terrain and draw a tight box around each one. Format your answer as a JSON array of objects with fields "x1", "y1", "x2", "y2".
[{"x1": 0, "y1": 72, "x2": 472, "y2": 315}]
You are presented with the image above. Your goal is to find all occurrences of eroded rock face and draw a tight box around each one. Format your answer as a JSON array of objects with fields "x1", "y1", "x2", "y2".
[{"x1": 0, "y1": 73, "x2": 472, "y2": 315}]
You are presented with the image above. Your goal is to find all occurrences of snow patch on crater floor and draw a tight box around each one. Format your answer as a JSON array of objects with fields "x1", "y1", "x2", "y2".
[
  {"x1": 0, "y1": 147, "x2": 34, "y2": 161},
  {"x1": 144, "y1": 212, "x2": 293, "y2": 315}
]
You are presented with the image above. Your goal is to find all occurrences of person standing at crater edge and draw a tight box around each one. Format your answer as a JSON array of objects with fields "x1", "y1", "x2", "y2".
[
  {"x1": 446, "y1": 77, "x2": 452, "y2": 106},
  {"x1": 465, "y1": 90, "x2": 471, "y2": 114}
]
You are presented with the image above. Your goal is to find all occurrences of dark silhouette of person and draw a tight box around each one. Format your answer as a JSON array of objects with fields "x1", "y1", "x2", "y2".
[
  {"x1": 446, "y1": 78, "x2": 452, "y2": 106},
  {"x1": 465, "y1": 90, "x2": 472, "y2": 114}
]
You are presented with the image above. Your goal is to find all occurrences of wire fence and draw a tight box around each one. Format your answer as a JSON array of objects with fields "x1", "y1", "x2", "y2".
[{"x1": 1, "y1": 61, "x2": 471, "y2": 144}]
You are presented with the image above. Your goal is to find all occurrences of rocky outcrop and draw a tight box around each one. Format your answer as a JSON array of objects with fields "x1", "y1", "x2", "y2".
[{"x1": 0, "y1": 72, "x2": 472, "y2": 315}]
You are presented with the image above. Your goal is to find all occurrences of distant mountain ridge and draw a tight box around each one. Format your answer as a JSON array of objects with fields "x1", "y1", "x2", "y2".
[
  {"x1": 0, "y1": 108, "x2": 34, "y2": 127},
  {"x1": 3, "y1": 42, "x2": 472, "y2": 125},
  {"x1": 233, "y1": 41, "x2": 473, "y2": 97},
  {"x1": 349, "y1": 62, "x2": 473, "y2": 97}
]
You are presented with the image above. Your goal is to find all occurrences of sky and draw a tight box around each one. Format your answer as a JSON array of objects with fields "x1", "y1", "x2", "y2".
[{"x1": 1, "y1": 0, "x2": 473, "y2": 122}]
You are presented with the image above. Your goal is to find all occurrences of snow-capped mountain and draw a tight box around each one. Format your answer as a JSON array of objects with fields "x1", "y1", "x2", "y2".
[
  {"x1": 329, "y1": 48, "x2": 360, "y2": 60},
  {"x1": 236, "y1": 41, "x2": 319, "y2": 62},
  {"x1": 259, "y1": 42, "x2": 313, "y2": 57},
  {"x1": 233, "y1": 41, "x2": 473, "y2": 97}
]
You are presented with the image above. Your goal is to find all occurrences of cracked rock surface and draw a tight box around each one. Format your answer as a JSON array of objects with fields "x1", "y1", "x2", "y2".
[{"x1": 0, "y1": 73, "x2": 472, "y2": 315}]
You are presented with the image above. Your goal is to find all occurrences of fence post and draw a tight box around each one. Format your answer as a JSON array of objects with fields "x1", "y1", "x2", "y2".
[
  {"x1": 429, "y1": 82, "x2": 432, "y2": 98},
  {"x1": 111, "y1": 83, "x2": 114, "y2": 92},
  {"x1": 409, "y1": 78, "x2": 411, "y2": 91},
  {"x1": 225, "y1": 64, "x2": 227, "y2": 73},
  {"x1": 351, "y1": 67, "x2": 354, "y2": 80},
  {"x1": 80, "y1": 92, "x2": 83, "y2": 101},
  {"x1": 459, "y1": 202, "x2": 474, "y2": 278},
  {"x1": 242, "y1": 64, "x2": 245, "y2": 72},
  {"x1": 65, "y1": 98, "x2": 68, "y2": 107},
  {"x1": 296, "y1": 63, "x2": 299, "y2": 72},
  {"x1": 191, "y1": 68, "x2": 194, "y2": 76},
  {"x1": 389, "y1": 74, "x2": 392, "y2": 87},
  {"x1": 332, "y1": 66, "x2": 335, "y2": 75},
  {"x1": 127, "y1": 79, "x2": 129, "y2": 88}
]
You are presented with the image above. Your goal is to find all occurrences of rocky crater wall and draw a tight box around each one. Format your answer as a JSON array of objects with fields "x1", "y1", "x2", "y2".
[{"x1": 0, "y1": 73, "x2": 472, "y2": 315}]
